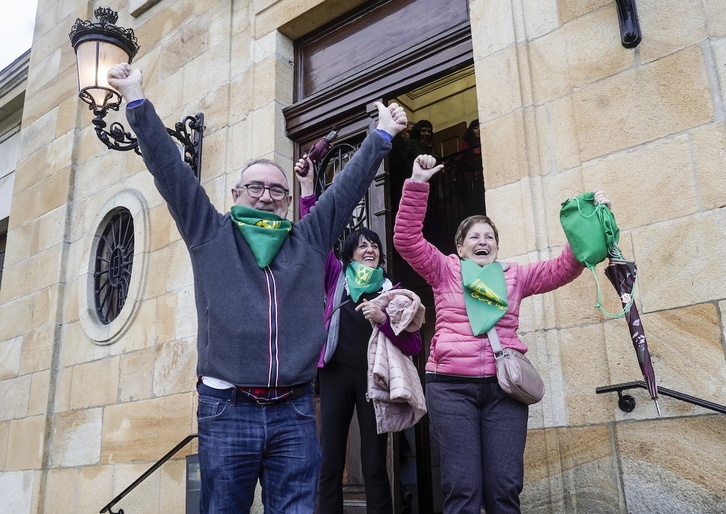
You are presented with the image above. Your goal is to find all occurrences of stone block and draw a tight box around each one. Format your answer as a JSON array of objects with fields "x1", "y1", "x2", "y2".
[
  {"x1": 572, "y1": 46, "x2": 712, "y2": 161},
  {"x1": 229, "y1": 70, "x2": 255, "y2": 127},
  {"x1": 6, "y1": 415, "x2": 46, "y2": 470},
  {"x1": 0, "y1": 421, "x2": 8, "y2": 466},
  {"x1": 145, "y1": 239, "x2": 193, "y2": 298},
  {"x1": 78, "y1": 465, "x2": 114, "y2": 514},
  {"x1": 0, "y1": 336, "x2": 23, "y2": 381},
  {"x1": 28, "y1": 370, "x2": 50, "y2": 417},
  {"x1": 145, "y1": 69, "x2": 184, "y2": 122},
  {"x1": 632, "y1": 209, "x2": 726, "y2": 311},
  {"x1": 474, "y1": 45, "x2": 524, "y2": 123},
  {"x1": 176, "y1": 286, "x2": 199, "y2": 340},
  {"x1": 183, "y1": 49, "x2": 232, "y2": 106},
  {"x1": 557, "y1": 0, "x2": 611, "y2": 24},
  {"x1": 69, "y1": 357, "x2": 120, "y2": 410},
  {"x1": 53, "y1": 366, "x2": 72, "y2": 414},
  {"x1": 41, "y1": 468, "x2": 77, "y2": 514},
  {"x1": 153, "y1": 338, "x2": 197, "y2": 396},
  {"x1": 705, "y1": 0, "x2": 726, "y2": 36},
  {"x1": 159, "y1": 12, "x2": 214, "y2": 79},
  {"x1": 18, "y1": 108, "x2": 58, "y2": 162},
  {"x1": 25, "y1": 48, "x2": 62, "y2": 98},
  {"x1": 563, "y1": 8, "x2": 635, "y2": 90},
  {"x1": 253, "y1": 57, "x2": 295, "y2": 107},
  {"x1": 101, "y1": 393, "x2": 194, "y2": 463},
  {"x1": 692, "y1": 123, "x2": 726, "y2": 210},
  {"x1": 557, "y1": 323, "x2": 614, "y2": 426},
  {"x1": 22, "y1": 67, "x2": 77, "y2": 130},
  {"x1": 527, "y1": 28, "x2": 572, "y2": 104},
  {"x1": 548, "y1": 95, "x2": 581, "y2": 173},
  {"x1": 0, "y1": 374, "x2": 30, "y2": 421},
  {"x1": 148, "y1": 203, "x2": 177, "y2": 253},
  {"x1": 0, "y1": 470, "x2": 34, "y2": 513},
  {"x1": 117, "y1": 296, "x2": 161, "y2": 353},
  {"x1": 154, "y1": 291, "x2": 179, "y2": 345},
  {"x1": 2, "y1": 222, "x2": 32, "y2": 270},
  {"x1": 35, "y1": 245, "x2": 65, "y2": 292},
  {"x1": 254, "y1": 0, "x2": 351, "y2": 40},
  {"x1": 11, "y1": 166, "x2": 72, "y2": 224},
  {"x1": 250, "y1": 102, "x2": 283, "y2": 158},
  {"x1": 187, "y1": 82, "x2": 231, "y2": 140},
  {"x1": 617, "y1": 416, "x2": 726, "y2": 512},
  {"x1": 201, "y1": 173, "x2": 228, "y2": 215},
  {"x1": 469, "y1": 0, "x2": 516, "y2": 56},
  {"x1": 523, "y1": 425, "x2": 620, "y2": 512},
  {"x1": 51, "y1": 408, "x2": 102, "y2": 467},
  {"x1": 522, "y1": 0, "x2": 560, "y2": 40},
  {"x1": 158, "y1": 458, "x2": 187, "y2": 513},
  {"x1": 582, "y1": 135, "x2": 698, "y2": 229},
  {"x1": 637, "y1": 0, "x2": 707, "y2": 65},
  {"x1": 134, "y1": 1, "x2": 192, "y2": 53},
  {"x1": 485, "y1": 179, "x2": 535, "y2": 259},
  {"x1": 119, "y1": 348, "x2": 156, "y2": 403},
  {"x1": 637, "y1": 304, "x2": 725, "y2": 408},
  {"x1": 481, "y1": 111, "x2": 529, "y2": 190}
]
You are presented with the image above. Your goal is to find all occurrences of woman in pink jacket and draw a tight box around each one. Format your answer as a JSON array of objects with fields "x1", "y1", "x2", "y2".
[{"x1": 393, "y1": 155, "x2": 610, "y2": 514}]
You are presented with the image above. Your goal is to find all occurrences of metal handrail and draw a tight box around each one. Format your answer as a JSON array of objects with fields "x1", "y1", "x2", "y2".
[
  {"x1": 100, "y1": 434, "x2": 198, "y2": 514},
  {"x1": 596, "y1": 381, "x2": 726, "y2": 414}
]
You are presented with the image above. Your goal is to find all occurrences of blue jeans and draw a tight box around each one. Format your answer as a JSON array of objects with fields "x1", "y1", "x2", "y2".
[
  {"x1": 426, "y1": 380, "x2": 528, "y2": 514},
  {"x1": 196, "y1": 383, "x2": 321, "y2": 513}
]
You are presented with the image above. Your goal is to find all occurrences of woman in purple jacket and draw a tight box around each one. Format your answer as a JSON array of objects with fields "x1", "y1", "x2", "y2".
[
  {"x1": 296, "y1": 158, "x2": 422, "y2": 514},
  {"x1": 393, "y1": 155, "x2": 610, "y2": 514}
]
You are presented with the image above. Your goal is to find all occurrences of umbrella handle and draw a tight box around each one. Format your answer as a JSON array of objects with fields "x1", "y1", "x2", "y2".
[{"x1": 589, "y1": 266, "x2": 633, "y2": 319}]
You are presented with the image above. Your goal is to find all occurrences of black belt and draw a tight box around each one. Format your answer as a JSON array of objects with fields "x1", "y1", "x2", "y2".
[{"x1": 197, "y1": 381, "x2": 311, "y2": 405}]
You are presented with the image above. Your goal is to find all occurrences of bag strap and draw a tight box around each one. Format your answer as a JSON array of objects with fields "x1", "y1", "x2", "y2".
[{"x1": 487, "y1": 327, "x2": 504, "y2": 358}]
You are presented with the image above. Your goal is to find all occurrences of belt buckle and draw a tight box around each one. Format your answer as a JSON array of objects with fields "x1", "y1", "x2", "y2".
[{"x1": 254, "y1": 397, "x2": 278, "y2": 405}]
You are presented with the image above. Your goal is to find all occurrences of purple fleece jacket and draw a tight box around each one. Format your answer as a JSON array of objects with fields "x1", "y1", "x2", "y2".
[{"x1": 299, "y1": 195, "x2": 422, "y2": 367}]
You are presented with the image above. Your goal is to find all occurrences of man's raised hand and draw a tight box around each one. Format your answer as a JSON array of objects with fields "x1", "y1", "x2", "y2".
[
  {"x1": 375, "y1": 102, "x2": 408, "y2": 137},
  {"x1": 107, "y1": 63, "x2": 145, "y2": 103}
]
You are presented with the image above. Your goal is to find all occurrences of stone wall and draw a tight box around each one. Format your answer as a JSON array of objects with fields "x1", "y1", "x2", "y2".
[
  {"x1": 470, "y1": 0, "x2": 726, "y2": 511},
  {"x1": 0, "y1": 0, "x2": 724, "y2": 512}
]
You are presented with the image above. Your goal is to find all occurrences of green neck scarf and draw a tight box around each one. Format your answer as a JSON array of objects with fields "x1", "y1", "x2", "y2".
[
  {"x1": 230, "y1": 206, "x2": 292, "y2": 268},
  {"x1": 461, "y1": 259, "x2": 509, "y2": 335},
  {"x1": 345, "y1": 261, "x2": 385, "y2": 302}
]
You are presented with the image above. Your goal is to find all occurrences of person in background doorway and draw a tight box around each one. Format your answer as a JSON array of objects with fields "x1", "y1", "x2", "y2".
[{"x1": 455, "y1": 119, "x2": 484, "y2": 216}]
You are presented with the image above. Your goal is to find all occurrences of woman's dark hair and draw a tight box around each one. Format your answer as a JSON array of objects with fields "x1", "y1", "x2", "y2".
[
  {"x1": 339, "y1": 227, "x2": 385, "y2": 268},
  {"x1": 411, "y1": 120, "x2": 433, "y2": 140},
  {"x1": 463, "y1": 119, "x2": 480, "y2": 146},
  {"x1": 454, "y1": 215, "x2": 499, "y2": 247}
]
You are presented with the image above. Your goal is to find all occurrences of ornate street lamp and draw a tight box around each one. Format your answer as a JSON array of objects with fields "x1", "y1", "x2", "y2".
[{"x1": 69, "y1": 7, "x2": 205, "y2": 178}]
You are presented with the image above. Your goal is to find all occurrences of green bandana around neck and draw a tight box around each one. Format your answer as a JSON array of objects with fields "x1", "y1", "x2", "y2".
[
  {"x1": 461, "y1": 259, "x2": 509, "y2": 335},
  {"x1": 345, "y1": 261, "x2": 385, "y2": 302},
  {"x1": 230, "y1": 205, "x2": 292, "y2": 268}
]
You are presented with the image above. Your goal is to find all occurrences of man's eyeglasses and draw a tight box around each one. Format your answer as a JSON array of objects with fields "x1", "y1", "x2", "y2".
[{"x1": 237, "y1": 184, "x2": 289, "y2": 200}]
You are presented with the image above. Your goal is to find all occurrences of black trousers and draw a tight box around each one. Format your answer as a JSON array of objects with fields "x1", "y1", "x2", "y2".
[{"x1": 318, "y1": 361, "x2": 393, "y2": 514}]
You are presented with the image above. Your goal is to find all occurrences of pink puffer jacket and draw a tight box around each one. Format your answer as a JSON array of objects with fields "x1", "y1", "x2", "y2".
[{"x1": 393, "y1": 179, "x2": 584, "y2": 377}]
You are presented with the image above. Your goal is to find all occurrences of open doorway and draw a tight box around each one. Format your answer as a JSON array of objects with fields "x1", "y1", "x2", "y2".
[
  {"x1": 384, "y1": 65, "x2": 485, "y2": 514},
  {"x1": 283, "y1": 1, "x2": 478, "y2": 511}
]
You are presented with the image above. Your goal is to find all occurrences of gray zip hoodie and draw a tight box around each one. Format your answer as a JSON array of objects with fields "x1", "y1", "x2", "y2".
[{"x1": 127, "y1": 100, "x2": 390, "y2": 387}]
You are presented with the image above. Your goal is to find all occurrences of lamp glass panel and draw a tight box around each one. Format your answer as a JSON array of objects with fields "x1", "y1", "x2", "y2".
[{"x1": 76, "y1": 40, "x2": 130, "y2": 108}]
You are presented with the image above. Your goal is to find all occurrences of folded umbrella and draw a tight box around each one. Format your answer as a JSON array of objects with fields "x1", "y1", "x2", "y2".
[{"x1": 604, "y1": 255, "x2": 661, "y2": 415}]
